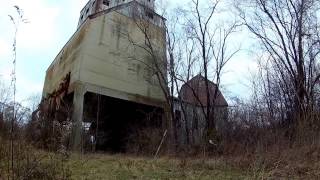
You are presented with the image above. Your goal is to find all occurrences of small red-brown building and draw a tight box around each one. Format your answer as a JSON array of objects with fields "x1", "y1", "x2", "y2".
[
  {"x1": 173, "y1": 75, "x2": 229, "y2": 145},
  {"x1": 180, "y1": 75, "x2": 228, "y2": 107}
]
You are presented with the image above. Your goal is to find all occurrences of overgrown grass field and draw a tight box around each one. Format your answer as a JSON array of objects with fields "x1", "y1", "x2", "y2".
[
  {"x1": 1, "y1": 138, "x2": 319, "y2": 179},
  {"x1": 68, "y1": 154, "x2": 249, "y2": 180}
]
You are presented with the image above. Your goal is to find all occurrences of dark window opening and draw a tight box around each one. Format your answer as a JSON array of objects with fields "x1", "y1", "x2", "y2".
[
  {"x1": 86, "y1": 8, "x2": 89, "y2": 14},
  {"x1": 175, "y1": 110, "x2": 181, "y2": 128},
  {"x1": 175, "y1": 110, "x2": 181, "y2": 120},
  {"x1": 146, "y1": 10, "x2": 154, "y2": 19},
  {"x1": 103, "y1": 0, "x2": 110, "y2": 6},
  {"x1": 192, "y1": 110, "x2": 199, "y2": 130}
]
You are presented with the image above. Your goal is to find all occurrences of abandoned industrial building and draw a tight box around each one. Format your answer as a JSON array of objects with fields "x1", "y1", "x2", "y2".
[{"x1": 41, "y1": 0, "x2": 228, "y2": 153}]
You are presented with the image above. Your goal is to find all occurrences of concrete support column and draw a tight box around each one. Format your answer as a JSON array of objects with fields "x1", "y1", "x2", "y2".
[{"x1": 70, "y1": 84, "x2": 86, "y2": 152}]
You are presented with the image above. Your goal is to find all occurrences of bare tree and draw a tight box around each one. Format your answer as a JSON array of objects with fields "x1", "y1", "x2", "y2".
[
  {"x1": 176, "y1": 0, "x2": 240, "y2": 147},
  {"x1": 118, "y1": 2, "x2": 181, "y2": 150},
  {"x1": 121, "y1": 0, "x2": 239, "y2": 153},
  {"x1": 236, "y1": 0, "x2": 320, "y2": 132}
]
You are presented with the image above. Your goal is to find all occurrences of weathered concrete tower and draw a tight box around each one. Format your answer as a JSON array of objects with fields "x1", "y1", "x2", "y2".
[
  {"x1": 42, "y1": 0, "x2": 166, "y2": 151},
  {"x1": 77, "y1": 0, "x2": 156, "y2": 27}
]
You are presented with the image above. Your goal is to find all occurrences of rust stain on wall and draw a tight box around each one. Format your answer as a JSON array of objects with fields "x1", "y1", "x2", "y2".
[{"x1": 46, "y1": 72, "x2": 71, "y2": 111}]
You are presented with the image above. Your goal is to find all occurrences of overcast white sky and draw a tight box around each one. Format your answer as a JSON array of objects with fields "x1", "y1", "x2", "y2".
[{"x1": 0, "y1": 0, "x2": 257, "y2": 105}]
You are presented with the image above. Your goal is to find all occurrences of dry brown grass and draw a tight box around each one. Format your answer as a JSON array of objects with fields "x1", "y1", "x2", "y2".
[
  {"x1": 0, "y1": 137, "x2": 71, "y2": 180},
  {"x1": 222, "y1": 144, "x2": 320, "y2": 179},
  {"x1": 68, "y1": 153, "x2": 250, "y2": 180}
]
